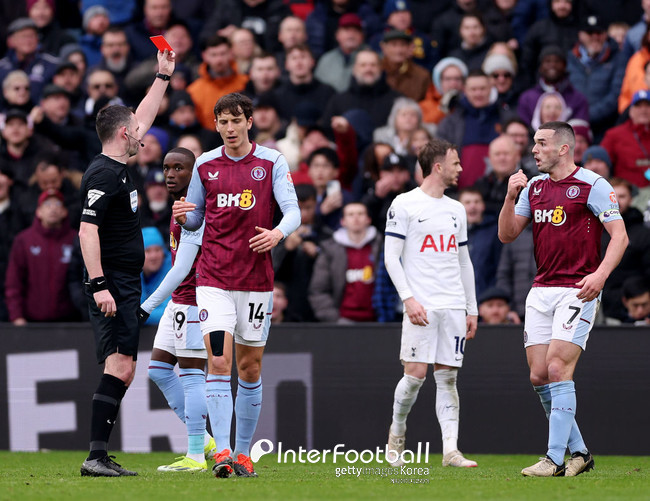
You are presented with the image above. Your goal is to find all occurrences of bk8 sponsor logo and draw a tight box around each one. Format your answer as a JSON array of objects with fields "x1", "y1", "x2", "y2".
[
  {"x1": 215, "y1": 189, "x2": 256, "y2": 210},
  {"x1": 534, "y1": 205, "x2": 566, "y2": 226}
]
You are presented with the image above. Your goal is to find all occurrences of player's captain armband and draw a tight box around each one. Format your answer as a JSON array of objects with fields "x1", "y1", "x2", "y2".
[{"x1": 599, "y1": 208, "x2": 621, "y2": 223}]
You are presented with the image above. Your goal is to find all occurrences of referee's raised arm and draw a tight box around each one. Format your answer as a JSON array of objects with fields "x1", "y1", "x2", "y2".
[{"x1": 134, "y1": 49, "x2": 176, "y2": 138}]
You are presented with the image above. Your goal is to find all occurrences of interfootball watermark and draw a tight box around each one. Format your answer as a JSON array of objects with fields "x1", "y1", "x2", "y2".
[{"x1": 250, "y1": 439, "x2": 431, "y2": 483}]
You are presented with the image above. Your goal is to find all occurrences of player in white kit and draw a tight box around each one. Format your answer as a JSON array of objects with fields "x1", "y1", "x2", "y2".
[{"x1": 384, "y1": 139, "x2": 479, "y2": 468}]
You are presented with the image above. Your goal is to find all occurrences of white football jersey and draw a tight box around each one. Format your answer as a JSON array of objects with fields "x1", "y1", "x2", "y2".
[{"x1": 385, "y1": 188, "x2": 469, "y2": 311}]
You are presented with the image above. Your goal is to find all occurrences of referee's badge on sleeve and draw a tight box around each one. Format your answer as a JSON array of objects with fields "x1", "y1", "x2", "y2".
[{"x1": 130, "y1": 190, "x2": 137, "y2": 212}]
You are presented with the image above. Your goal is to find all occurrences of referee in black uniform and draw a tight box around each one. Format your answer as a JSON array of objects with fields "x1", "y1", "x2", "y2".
[{"x1": 79, "y1": 48, "x2": 175, "y2": 477}]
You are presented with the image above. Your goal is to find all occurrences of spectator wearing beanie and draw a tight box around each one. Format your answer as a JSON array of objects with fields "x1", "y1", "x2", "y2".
[
  {"x1": 483, "y1": 52, "x2": 519, "y2": 112},
  {"x1": 140, "y1": 226, "x2": 172, "y2": 325},
  {"x1": 419, "y1": 57, "x2": 467, "y2": 125},
  {"x1": 79, "y1": 5, "x2": 111, "y2": 67},
  {"x1": 80, "y1": 0, "x2": 136, "y2": 28},
  {"x1": 582, "y1": 145, "x2": 612, "y2": 178}
]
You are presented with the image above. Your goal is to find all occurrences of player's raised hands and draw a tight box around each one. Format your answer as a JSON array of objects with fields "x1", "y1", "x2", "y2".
[
  {"x1": 172, "y1": 196, "x2": 196, "y2": 225},
  {"x1": 506, "y1": 169, "x2": 528, "y2": 201},
  {"x1": 250, "y1": 226, "x2": 284, "y2": 253},
  {"x1": 404, "y1": 297, "x2": 429, "y2": 326}
]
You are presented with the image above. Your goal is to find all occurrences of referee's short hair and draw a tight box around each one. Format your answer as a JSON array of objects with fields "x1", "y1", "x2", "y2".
[
  {"x1": 418, "y1": 138, "x2": 457, "y2": 178},
  {"x1": 96, "y1": 105, "x2": 134, "y2": 144}
]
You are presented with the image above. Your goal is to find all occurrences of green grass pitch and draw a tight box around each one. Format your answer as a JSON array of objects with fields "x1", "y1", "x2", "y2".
[{"x1": 1, "y1": 452, "x2": 648, "y2": 501}]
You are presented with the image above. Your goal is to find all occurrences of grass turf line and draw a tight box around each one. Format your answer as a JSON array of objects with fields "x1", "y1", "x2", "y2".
[{"x1": 0, "y1": 452, "x2": 648, "y2": 501}]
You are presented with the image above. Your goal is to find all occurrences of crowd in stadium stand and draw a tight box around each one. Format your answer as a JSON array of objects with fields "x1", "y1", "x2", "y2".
[{"x1": 1, "y1": 0, "x2": 650, "y2": 327}]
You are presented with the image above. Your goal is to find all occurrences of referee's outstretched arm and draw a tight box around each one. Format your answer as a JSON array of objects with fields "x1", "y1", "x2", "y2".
[{"x1": 134, "y1": 49, "x2": 176, "y2": 138}]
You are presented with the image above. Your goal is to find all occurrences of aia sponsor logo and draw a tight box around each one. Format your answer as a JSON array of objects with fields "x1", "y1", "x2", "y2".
[
  {"x1": 215, "y1": 189, "x2": 256, "y2": 210},
  {"x1": 419, "y1": 234, "x2": 457, "y2": 252},
  {"x1": 533, "y1": 205, "x2": 566, "y2": 226}
]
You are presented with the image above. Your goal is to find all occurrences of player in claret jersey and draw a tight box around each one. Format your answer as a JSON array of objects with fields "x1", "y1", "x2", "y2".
[
  {"x1": 499, "y1": 121, "x2": 628, "y2": 477},
  {"x1": 138, "y1": 147, "x2": 218, "y2": 472},
  {"x1": 173, "y1": 93, "x2": 300, "y2": 478},
  {"x1": 383, "y1": 138, "x2": 479, "y2": 469}
]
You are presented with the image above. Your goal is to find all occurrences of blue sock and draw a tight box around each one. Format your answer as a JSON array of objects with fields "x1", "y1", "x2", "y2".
[
  {"x1": 535, "y1": 384, "x2": 587, "y2": 455},
  {"x1": 149, "y1": 361, "x2": 185, "y2": 422},
  {"x1": 234, "y1": 378, "x2": 263, "y2": 457},
  {"x1": 206, "y1": 375, "x2": 233, "y2": 453},
  {"x1": 180, "y1": 368, "x2": 206, "y2": 455},
  {"x1": 547, "y1": 381, "x2": 576, "y2": 465}
]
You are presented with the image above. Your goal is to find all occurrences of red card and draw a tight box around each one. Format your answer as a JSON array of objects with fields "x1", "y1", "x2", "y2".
[{"x1": 150, "y1": 36, "x2": 174, "y2": 52}]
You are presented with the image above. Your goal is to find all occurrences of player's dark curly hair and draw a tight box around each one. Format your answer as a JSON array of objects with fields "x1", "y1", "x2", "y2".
[
  {"x1": 418, "y1": 138, "x2": 457, "y2": 178},
  {"x1": 95, "y1": 105, "x2": 134, "y2": 144},
  {"x1": 214, "y1": 93, "x2": 253, "y2": 121}
]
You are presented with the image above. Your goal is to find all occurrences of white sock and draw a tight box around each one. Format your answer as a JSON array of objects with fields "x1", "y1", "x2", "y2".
[
  {"x1": 434, "y1": 368, "x2": 460, "y2": 456},
  {"x1": 390, "y1": 374, "x2": 425, "y2": 436}
]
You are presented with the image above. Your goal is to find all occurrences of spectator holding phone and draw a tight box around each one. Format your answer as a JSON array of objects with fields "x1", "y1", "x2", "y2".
[{"x1": 307, "y1": 147, "x2": 353, "y2": 232}]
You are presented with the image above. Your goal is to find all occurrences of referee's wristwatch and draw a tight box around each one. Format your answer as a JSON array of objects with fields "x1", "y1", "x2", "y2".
[
  {"x1": 155, "y1": 72, "x2": 171, "y2": 81},
  {"x1": 88, "y1": 276, "x2": 108, "y2": 293}
]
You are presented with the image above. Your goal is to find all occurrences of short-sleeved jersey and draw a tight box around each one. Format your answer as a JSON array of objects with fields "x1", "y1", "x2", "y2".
[
  {"x1": 191, "y1": 143, "x2": 295, "y2": 291},
  {"x1": 385, "y1": 188, "x2": 470, "y2": 310},
  {"x1": 515, "y1": 167, "x2": 622, "y2": 288},
  {"x1": 169, "y1": 217, "x2": 204, "y2": 306},
  {"x1": 80, "y1": 154, "x2": 143, "y2": 274}
]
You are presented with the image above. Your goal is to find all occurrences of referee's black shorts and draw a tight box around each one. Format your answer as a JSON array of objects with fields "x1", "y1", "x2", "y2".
[{"x1": 85, "y1": 269, "x2": 141, "y2": 363}]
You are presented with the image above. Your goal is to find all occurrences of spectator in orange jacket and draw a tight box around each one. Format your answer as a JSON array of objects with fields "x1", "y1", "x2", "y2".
[
  {"x1": 187, "y1": 35, "x2": 248, "y2": 130},
  {"x1": 419, "y1": 57, "x2": 467, "y2": 125},
  {"x1": 619, "y1": 23, "x2": 650, "y2": 113}
]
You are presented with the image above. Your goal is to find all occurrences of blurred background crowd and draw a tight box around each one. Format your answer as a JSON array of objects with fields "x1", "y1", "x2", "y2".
[{"x1": 1, "y1": 0, "x2": 649, "y2": 328}]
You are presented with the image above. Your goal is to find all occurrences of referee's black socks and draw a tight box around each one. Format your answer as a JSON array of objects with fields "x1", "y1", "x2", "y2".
[{"x1": 88, "y1": 374, "x2": 128, "y2": 460}]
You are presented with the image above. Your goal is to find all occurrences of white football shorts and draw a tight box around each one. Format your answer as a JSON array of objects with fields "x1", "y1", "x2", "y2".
[
  {"x1": 152, "y1": 301, "x2": 207, "y2": 359},
  {"x1": 523, "y1": 287, "x2": 600, "y2": 350},
  {"x1": 400, "y1": 309, "x2": 467, "y2": 367},
  {"x1": 196, "y1": 286, "x2": 272, "y2": 347}
]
